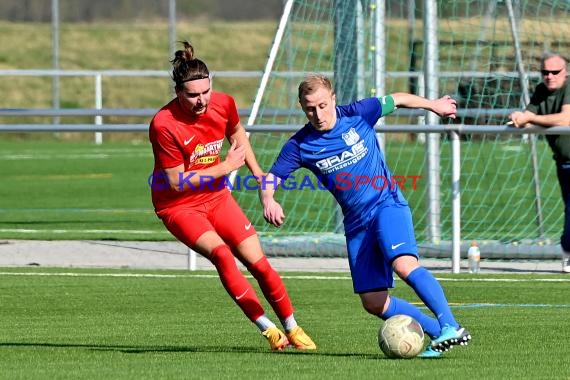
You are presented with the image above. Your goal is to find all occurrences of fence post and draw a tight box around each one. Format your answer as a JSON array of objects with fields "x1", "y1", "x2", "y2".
[
  {"x1": 451, "y1": 130, "x2": 461, "y2": 273},
  {"x1": 188, "y1": 248, "x2": 197, "y2": 271},
  {"x1": 94, "y1": 74, "x2": 103, "y2": 145},
  {"x1": 423, "y1": 0, "x2": 441, "y2": 244}
]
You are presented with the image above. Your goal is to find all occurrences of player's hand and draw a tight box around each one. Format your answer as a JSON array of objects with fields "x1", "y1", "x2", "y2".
[
  {"x1": 434, "y1": 95, "x2": 457, "y2": 119},
  {"x1": 262, "y1": 198, "x2": 285, "y2": 227},
  {"x1": 224, "y1": 140, "x2": 246, "y2": 173}
]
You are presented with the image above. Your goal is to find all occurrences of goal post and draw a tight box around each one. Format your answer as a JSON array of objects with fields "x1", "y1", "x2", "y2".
[{"x1": 235, "y1": 0, "x2": 570, "y2": 264}]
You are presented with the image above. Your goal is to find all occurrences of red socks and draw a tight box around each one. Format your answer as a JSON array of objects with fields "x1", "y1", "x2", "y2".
[
  {"x1": 210, "y1": 244, "x2": 264, "y2": 322},
  {"x1": 210, "y1": 245, "x2": 294, "y2": 323},
  {"x1": 247, "y1": 256, "x2": 294, "y2": 320}
]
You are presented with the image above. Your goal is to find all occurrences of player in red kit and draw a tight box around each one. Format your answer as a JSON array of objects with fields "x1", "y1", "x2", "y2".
[{"x1": 148, "y1": 41, "x2": 316, "y2": 350}]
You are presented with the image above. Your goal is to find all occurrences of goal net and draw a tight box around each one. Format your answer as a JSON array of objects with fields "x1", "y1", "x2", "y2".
[{"x1": 233, "y1": 0, "x2": 570, "y2": 260}]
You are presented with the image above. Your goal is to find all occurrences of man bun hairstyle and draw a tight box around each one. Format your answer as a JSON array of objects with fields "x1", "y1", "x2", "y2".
[{"x1": 171, "y1": 41, "x2": 210, "y2": 90}]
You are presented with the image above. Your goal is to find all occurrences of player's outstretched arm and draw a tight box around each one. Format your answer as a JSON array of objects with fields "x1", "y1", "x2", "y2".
[
  {"x1": 259, "y1": 173, "x2": 285, "y2": 227},
  {"x1": 391, "y1": 92, "x2": 457, "y2": 119}
]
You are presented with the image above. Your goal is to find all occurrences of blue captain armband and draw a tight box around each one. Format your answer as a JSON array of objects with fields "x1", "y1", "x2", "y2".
[{"x1": 379, "y1": 95, "x2": 396, "y2": 117}]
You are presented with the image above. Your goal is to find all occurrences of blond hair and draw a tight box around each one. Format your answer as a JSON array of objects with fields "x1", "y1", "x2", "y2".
[{"x1": 298, "y1": 74, "x2": 333, "y2": 101}]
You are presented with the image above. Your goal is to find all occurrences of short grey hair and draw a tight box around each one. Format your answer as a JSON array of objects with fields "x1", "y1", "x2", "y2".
[{"x1": 541, "y1": 51, "x2": 569, "y2": 68}]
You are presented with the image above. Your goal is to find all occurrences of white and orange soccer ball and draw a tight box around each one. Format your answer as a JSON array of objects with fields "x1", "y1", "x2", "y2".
[{"x1": 378, "y1": 314, "x2": 425, "y2": 358}]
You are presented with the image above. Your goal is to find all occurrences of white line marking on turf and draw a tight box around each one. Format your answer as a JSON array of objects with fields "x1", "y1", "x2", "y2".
[
  {"x1": 0, "y1": 152, "x2": 152, "y2": 160},
  {"x1": 0, "y1": 272, "x2": 352, "y2": 280},
  {"x1": 1, "y1": 272, "x2": 568, "y2": 309},
  {"x1": 502, "y1": 146, "x2": 523, "y2": 152},
  {"x1": 435, "y1": 277, "x2": 570, "y2": 283},
  {"x1": 13, "y1": 173, "x2": 113, "y2": 181},
  {"x1": 453, "y1": 303, "x2": 570, "y2": 308},
  {"x1": 0, "y1": 229, "x2": 169, "y2": 234},
  {"x1": 0, "y1": 272, "x2": 180, "y2": 278},
  {"x1": 0, "y1": 272, "x2": 569, "y2": 283},
  {"x1": 0, "y1": 209, "x2": 153, "y2": 213}
]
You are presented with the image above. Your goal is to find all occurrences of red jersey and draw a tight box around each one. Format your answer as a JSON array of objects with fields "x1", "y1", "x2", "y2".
[{"x1": 149, "y1": 91, "x2": 240, "y2": 211}]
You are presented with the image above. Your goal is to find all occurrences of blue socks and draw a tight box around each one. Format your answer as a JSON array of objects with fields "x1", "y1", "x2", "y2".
[
  {"x1": 404, "y1": 266, "x2": 459, "y2": 329},
  {"x1": 383, "y1": 295, "x2": 440, "y2": 338}
]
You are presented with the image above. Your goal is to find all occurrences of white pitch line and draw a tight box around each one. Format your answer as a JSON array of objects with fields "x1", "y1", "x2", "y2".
[
  {"x1": 436, "y1": 277, "x2": 570, "y2": 283},
  {"x1": 0, "y1": 208, "x2": 152, "y2": 213},
  {"x1": 0, "y1": 229, "x2": 168, "y2": 234},
  {"x1": 0, "y1": 152, "x2": 152, "y2": 160},
  {"x1": 0, "y1": 272, "x2": 180, "y2": 278},
  {"x1": 2, "y1": 272, "x2": 567, "y2": 309},
  {"x1": 0, "y1": 271, "x2": 568, "y2": 283},
  {"x1": 0, "y1": 272, "x2": 352, "y2": 281}
]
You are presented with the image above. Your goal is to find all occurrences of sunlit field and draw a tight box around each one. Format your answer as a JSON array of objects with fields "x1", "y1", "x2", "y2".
[{"x1": 0, "y1": 267, "x2": 568, "y2": 379}]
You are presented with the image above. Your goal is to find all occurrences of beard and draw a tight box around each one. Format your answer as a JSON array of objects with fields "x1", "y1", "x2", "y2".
[{"x1": 192, "y1": 103, "x2": 208, "y2": 115}]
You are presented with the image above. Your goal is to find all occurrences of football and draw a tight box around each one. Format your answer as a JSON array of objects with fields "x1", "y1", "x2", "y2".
[{"x1": 378, "y1": 314, "x2": 425, "y2": 358}]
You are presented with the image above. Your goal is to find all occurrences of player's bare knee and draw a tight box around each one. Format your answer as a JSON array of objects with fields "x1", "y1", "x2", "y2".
[
  {"x1": 360, "y1": 291, "x2": 388, "y2": 315},
  {"x1": 363, "y1": 303, "x2": 384, "y2": 315},
  {"x1": 392, "y1": 255, "x2": 420, "y2": 279}
]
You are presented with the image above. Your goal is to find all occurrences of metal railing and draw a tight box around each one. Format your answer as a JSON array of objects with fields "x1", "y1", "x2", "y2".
[{"x1": 0, "y1": 68, "x2": 560, "y2": 273}]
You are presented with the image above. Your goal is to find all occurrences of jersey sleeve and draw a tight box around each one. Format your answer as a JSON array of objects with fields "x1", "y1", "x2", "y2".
[
  {"x1": 269, "y1": 135, "x2": 303, "y2": 179},
  {"x1": 337, "y1": 97, "x2": 383, "y2": 127},
  {"x1": 149, "y1": 118, "x2": 184, "y2": 169}
]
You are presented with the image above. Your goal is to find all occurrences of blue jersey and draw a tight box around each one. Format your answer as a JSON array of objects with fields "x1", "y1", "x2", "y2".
[{"x1": 270, "y1": 97, "x2": 406, "y2": 234}]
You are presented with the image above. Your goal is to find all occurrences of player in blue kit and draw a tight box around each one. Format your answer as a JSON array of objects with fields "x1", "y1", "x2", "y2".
[{"x1": 259, "y1": 74, "x2": 471, "y2": 357}]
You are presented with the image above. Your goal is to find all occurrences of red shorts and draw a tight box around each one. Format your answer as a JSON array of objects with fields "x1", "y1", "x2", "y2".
[{"x1": 156, "y1": 191, "x2": 257, "y2": 248}]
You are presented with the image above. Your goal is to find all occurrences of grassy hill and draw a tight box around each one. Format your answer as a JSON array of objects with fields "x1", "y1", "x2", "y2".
[{"x1": 0, "y1": 20, "x2": 276, "y2": 140}]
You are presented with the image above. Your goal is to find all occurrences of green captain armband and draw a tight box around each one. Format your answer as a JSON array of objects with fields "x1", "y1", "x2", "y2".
[{"x1": 378, "y1": 95, "x2": 396, "y2": 117}]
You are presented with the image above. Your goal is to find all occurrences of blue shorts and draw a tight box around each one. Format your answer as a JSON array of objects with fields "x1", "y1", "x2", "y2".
[{"x1": 345, "y1": 199, "x2": 418, "y2": 294}]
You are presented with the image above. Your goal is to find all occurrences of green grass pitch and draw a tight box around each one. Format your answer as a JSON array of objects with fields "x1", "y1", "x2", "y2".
[{"x1": 0, "y1": 268, "x2": 569, "y2": 379}]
